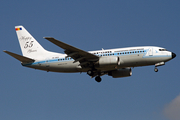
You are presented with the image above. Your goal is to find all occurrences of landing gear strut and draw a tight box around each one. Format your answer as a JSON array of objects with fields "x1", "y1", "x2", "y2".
[{"x1": 154, "y1": 62, "x2": 165, "y2": 72}]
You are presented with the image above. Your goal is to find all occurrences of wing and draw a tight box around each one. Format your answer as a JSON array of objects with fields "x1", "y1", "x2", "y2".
[{"x1": 44, "y1": 37, "x2": 99, "y2": 67}]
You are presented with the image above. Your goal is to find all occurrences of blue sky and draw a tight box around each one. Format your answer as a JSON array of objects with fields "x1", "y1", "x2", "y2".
[{"x1": 1, "y1": 0, "x2": 179, "y2": 120}]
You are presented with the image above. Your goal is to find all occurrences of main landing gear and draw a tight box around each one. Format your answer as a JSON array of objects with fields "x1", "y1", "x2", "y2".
[
  {"x1": 87, "y1": 70, "x2": 102, "y2": 83},
  {"x1": 95, "y1": 76, "x2": 102, "y2": 82},
  {"x1": 87, "y1": 70, "x2": 93, "y2": 76}
]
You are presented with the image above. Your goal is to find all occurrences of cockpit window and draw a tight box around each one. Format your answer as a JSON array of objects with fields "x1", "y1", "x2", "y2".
[{"x1": 159, "y1": 49, "x2": 167, "y2": 51}]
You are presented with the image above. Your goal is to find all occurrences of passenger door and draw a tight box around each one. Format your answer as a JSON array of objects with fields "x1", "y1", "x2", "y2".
[{"x1": 148, "y1": 48, "x2": 153, "y2": 56}]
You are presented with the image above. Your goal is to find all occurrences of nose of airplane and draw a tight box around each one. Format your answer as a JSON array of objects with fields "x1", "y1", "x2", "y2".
[{"x1": 172, "y1": 52, "x2": 176, "y2": 59}]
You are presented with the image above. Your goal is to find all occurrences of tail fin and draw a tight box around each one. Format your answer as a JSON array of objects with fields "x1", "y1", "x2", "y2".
[{"x1": 15, "y1": 25, "x2": 48, "y2": 59}]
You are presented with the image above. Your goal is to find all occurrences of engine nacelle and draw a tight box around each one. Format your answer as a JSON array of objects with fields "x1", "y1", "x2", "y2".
[
  {"x1": 98, "y1": 56, "x2": 120, "y2": 66},
  {"x1": 108, "y1": 68, "x2": 132, "y2": 78}
]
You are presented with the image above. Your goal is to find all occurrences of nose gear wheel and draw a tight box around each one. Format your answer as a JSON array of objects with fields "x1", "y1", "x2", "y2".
[{"x1": 154, "y1": 67, "x2": 158, "y2": 72}]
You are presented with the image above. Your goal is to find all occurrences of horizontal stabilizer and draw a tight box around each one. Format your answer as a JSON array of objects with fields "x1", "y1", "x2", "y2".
[{"x1": 3, "y1": 50, "x2": 35, "y2": 63}]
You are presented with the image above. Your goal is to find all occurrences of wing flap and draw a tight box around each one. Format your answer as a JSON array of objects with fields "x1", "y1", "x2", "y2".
[{"x1": 3, "y1": 50, "x2": 35, "y2": 63}]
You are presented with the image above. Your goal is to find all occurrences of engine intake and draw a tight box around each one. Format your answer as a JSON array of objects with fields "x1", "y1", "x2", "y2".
[{"x1": 108, "y1": 68, "x2": 132, "y2": 78}]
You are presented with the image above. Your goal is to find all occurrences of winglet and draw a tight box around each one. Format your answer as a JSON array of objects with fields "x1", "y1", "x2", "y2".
[{"x1": 3, "y1": 50, "x2": 35, "y2": 63}]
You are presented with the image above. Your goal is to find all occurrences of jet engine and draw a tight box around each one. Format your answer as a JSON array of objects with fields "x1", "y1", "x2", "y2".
[
  {"x1": 97, "y1": 56, "x2": 120, "y2": 66},
  {"x1": 108, "y1": 68, "x2": 132, "y2": 78}
]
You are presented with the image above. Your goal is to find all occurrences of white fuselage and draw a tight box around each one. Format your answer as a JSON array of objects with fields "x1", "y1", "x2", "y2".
[{"x1": 23, "y1": 46, "x2": 173, "y2": 73}]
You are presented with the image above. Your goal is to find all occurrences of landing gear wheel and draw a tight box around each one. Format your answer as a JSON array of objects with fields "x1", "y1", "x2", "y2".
[
  {"x1": 154, "y1": 67, "x2": 158, "y2": 72},
  {"x1": 87, "y1": 70, "x2": 93, "y2": 76},
  {"x1": 95, "y1": 76, "x2": 102, "y2": 82}
]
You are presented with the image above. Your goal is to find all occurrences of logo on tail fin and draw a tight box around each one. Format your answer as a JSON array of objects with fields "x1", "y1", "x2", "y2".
[{"x1": 15, "y1": 27, "x2": 22, "y2": 31}]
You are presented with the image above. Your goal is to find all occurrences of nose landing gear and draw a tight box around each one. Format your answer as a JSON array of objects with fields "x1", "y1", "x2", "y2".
[{"x1": 154, "y1": 62, "x2": 165, "y2": 72}]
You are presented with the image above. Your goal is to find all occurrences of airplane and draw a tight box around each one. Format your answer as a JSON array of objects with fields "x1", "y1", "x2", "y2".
[{"x1": 4, "y1": 25, "x2": 176, "y2": 82}]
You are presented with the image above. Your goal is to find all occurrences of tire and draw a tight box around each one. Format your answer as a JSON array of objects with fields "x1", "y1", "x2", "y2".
[
  {"x1": 95, "y1": 76, "x2": 102, "y2": 82},
  {"x1": 87, "y1": 70, "x2": 93, "y2": 76},
  {"x1": 154, "y1": 68, "x2": 158, "y2": 72}
]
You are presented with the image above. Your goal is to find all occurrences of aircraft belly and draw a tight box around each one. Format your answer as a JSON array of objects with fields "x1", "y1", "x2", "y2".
[
  {"x1": 27, "y1": 61, "x2": 82, "y2": 73},
  {"x1": 50, "y1": 61, "x2": 82, "y2": 72},
  {"x1": 118, "y1": 54, "x2": 171, "y2": 68},
  {"x1": 119, "y1": 54, "x2": 147, "y2": 67}
]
